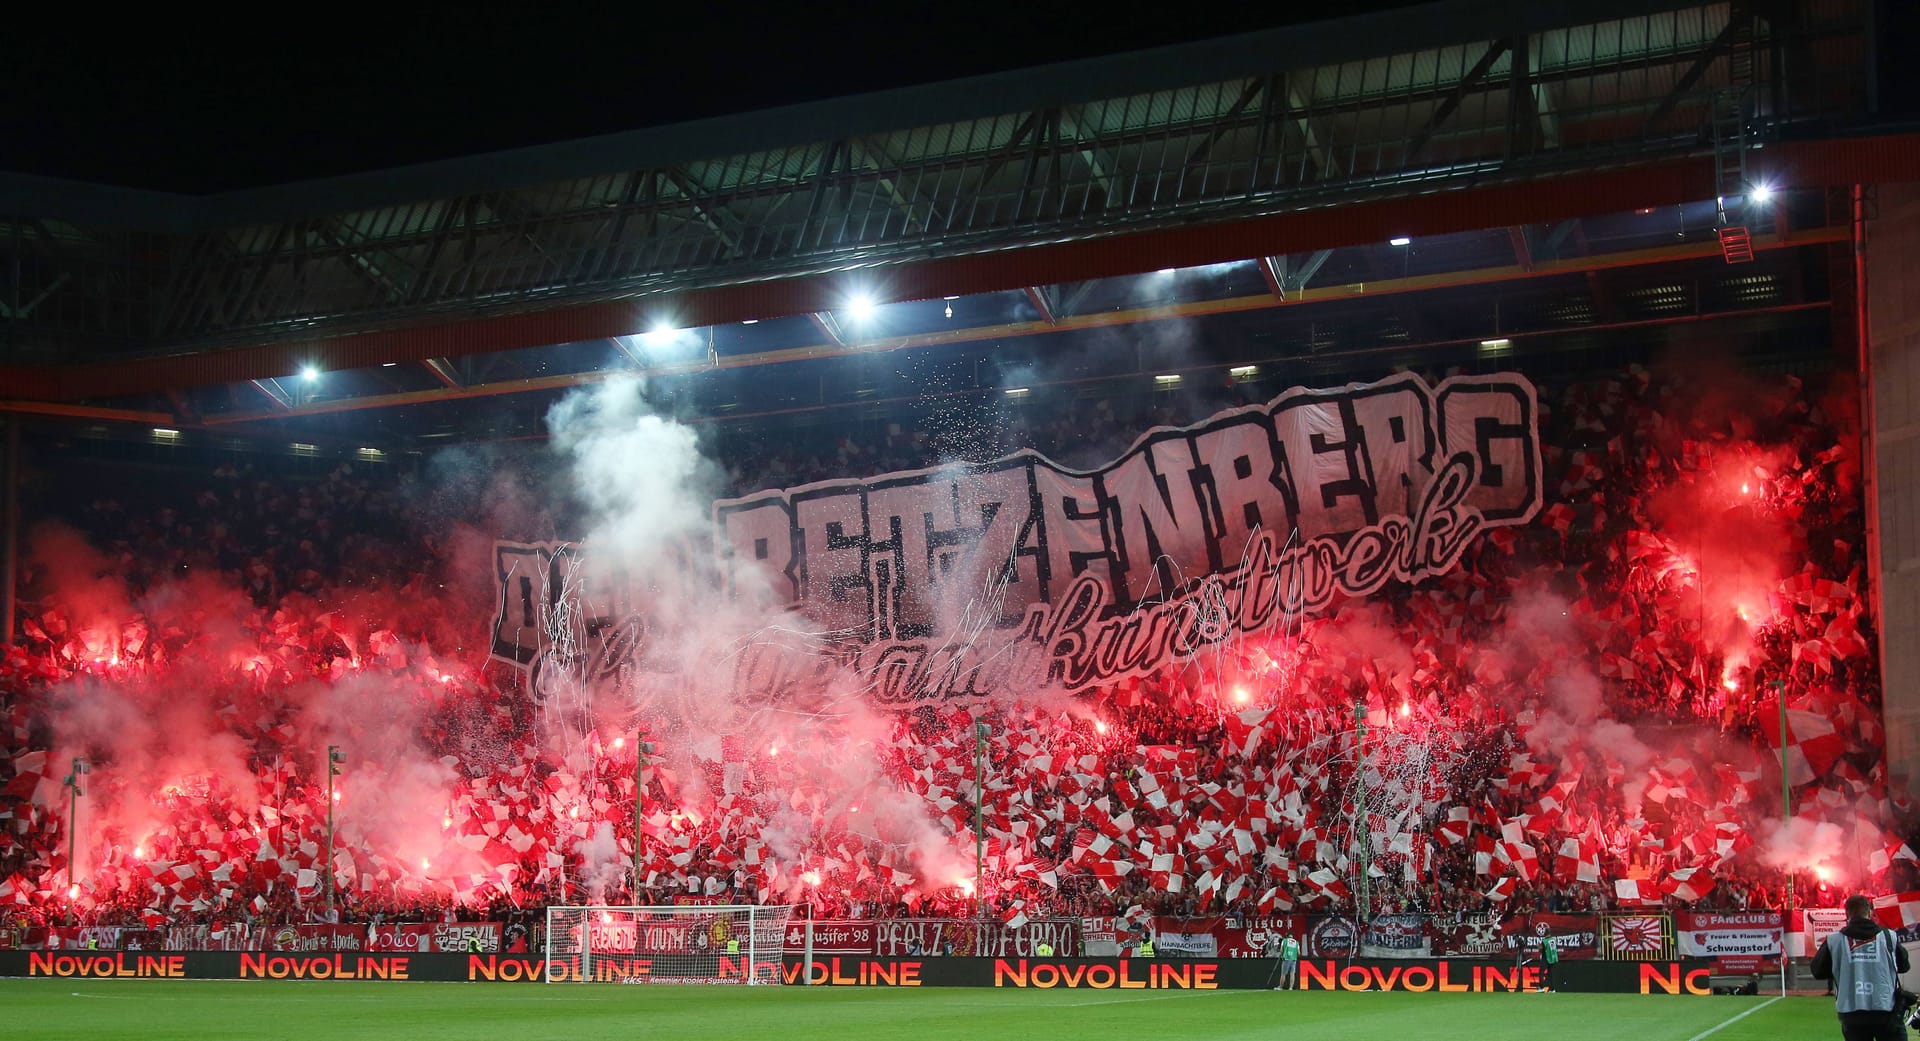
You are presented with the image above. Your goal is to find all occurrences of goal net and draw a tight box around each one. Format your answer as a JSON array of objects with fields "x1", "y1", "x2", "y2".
[{"x1": 543, "y1": 904, "x2": 798, "y2": 984}]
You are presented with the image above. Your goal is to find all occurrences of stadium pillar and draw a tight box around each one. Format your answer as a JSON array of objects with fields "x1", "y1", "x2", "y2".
[
  {"x1": 1863, "y1": 182, "x2": 1920, "y2": 812},
  {"x1": 62, "y1": 756, "x2": 85, "y2": 926},
  {"x1": 633, "y1": 735, "x2": 653, "y2": 897},
  {"x1": 974, "y1": 719, "x2": 989, "y2": 918},
  {"x1": 0, "y1": 414, "x2": 16, "y2": 648},
  {"x1": 1775, "y1": 679, "x2": 1793, "y2": 995},
  {"x1": 1354, "y1": 696, "x2": 1370, "y2": 925},
  {"x1": 325, "y1": 745, "x2": 341, "y2": 919}
]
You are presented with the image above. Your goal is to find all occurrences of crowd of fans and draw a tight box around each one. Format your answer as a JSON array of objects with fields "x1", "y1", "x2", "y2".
[{"x1": 0, "y1": 357, "x2": 1909, "y2": 942}]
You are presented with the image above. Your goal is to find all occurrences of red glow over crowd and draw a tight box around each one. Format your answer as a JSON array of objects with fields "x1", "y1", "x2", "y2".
[{"x1": 0, "y1": 361, "x2": 1909, "y2": 937}]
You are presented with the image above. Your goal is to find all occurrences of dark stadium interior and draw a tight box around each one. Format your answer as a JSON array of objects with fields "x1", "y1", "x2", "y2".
[{"x1": 1, "y1": 3, "x2": 1916, "y2": 1011}]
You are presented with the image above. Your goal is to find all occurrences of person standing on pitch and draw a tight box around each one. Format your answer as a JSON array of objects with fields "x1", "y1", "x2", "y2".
[
  {"x1": 1539, "y1": 934, "x2": 1559, "y2": 992},
  {"x1": 1813, "y1": 894, "x2": 1911, "y2": 1041},
  {"x1": 1274, "y1": 933, "x2": 1302, "y2": 990}
]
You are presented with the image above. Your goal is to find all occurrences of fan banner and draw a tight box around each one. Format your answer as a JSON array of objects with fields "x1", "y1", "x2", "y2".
[
  {"x1": 1360, "y1": 913, "x2": 1433, "y2": 958},
  {"x1": 269, "y1": 924, "x2": 364, "y2": 952},
  {"x1": 1795, "y1": 907, "x2": 1850, "y2": 957},
  {"x1": 365, "y1": 922, "x2": 503, "y2": 953},
  {"x1": 1152, "y1": 929, "x2": 1219, "y2": 957},
  {"x1": 1601, "y1": 914, "x2": 1676, "y2": 960},
  {"x1": 1144, "y1": 915, "x2": 1313, "y2": 958},
  {"x1": 1429, "y1": 915, "x2": 1510, "y2": 958},
  {"x1": 781, "y1": 918, "x2": 1078, "y2": 958},
  {"x1": 490, "y1": 372, "x2": 1542, "y2": 706},
  {"x1": 779, "y1": 920, "x2": 876, "y2": 955},
  {"x1": 1079, "y1": 917, "x2": 1123, "y2": 956},
  {"x1": 1500, "y1": 913, "x2": 1601, "y2": 961},
  {"x1": 1675, "y1": 912, "x2": 1781, "y2": 959},
  {"x1": 24, "y1": 927, "x2": 164, "y2": 952}
]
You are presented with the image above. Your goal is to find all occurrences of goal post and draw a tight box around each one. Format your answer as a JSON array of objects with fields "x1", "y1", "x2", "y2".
[{"x1": 543, "y1": 904, "x2": 799, "y2": 984}]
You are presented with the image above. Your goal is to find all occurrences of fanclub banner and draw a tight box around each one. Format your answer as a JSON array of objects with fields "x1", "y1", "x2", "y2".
[
  {"x1": 490, "y1": 373, "x2": 1542, "y2": 706},
  {"x1": 1676, "y1": 912, "x2": 1781, "y2": 959}
]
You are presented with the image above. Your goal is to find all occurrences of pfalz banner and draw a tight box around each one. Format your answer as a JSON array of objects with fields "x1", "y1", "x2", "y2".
[
  {"x1": 490, "y1": 373, "x2": 1542, "y2": 706},
  {"x1": 786, "y1": 918, "x2": 1078, "y2": 958}
]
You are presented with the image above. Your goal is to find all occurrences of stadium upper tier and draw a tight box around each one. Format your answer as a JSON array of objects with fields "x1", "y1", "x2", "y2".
[{"x1": 0, "y1": 0, "x2": 1881, "y2": 405}]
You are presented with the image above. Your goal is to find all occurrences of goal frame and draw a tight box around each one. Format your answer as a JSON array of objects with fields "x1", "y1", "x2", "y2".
[{"x1": 543, "y1": 903, "x2": 798, "y2": 984}]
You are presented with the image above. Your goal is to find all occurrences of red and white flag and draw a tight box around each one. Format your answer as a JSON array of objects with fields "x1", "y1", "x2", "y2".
[
  {"x1": 1757, "y1": 706, "x2": 1846, "y2": 785},
  {"x1": 1661, "y1": 866, "x2": 1714, "y2": 903},
  {"x1": 1614, "y1": 878, "x2": 1659, "y2": 906}
]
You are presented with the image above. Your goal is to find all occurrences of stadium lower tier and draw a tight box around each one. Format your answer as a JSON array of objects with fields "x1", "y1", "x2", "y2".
[{"x1": 0, "y1": 950, "x2": 1723, "y2": 993}]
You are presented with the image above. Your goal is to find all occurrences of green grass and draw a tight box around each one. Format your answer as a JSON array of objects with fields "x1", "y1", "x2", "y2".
[{"x1": 0, "y1": 980, "x2": 1833, "y2": 1041}]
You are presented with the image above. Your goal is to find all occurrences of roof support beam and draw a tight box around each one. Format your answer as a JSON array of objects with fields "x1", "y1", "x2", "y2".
[
  {"x1": 1284, "y1": 78, "x2": 1337, "y2": 183},
  {"x1": 249, "y1": 378, "x2": 292, "y2": 410},
  {"x1": 1184, "y1": 78, "x2": 1267, "y2": 169},
  {"x1": 1258, "y1": 255, "x2": 1287, "y2": 298},
  {"x1": 587, "y1": 173, "x2": 649, "y2": 284},
  {"x1": 1644, "y1": 15, "x2": 1744, "y2": 132},
  {"x1": 1261, "y1": 248, "x2": 1333, "y2": 298},
  {"x1": 1024, "y1": 286, "x2": 1057, "y2": 325},
  {"x1": 311, "y1": 219, "x2": 411, "y2": 304},
  {"x1": 1406, "y1": 39, "x2": 1511, "y2": 163},
  {"x1": 407, "y1": 197, "x2": 471, "y2": 305},
  {"x1": 1057, "y1": 107, "x2": 1123, "y2": 209},
  {"x1": 422, "y1": 358, "x2": 463, "y2": 388},
  {"x1": 1506, "y1": 33, "x2": 1534, "y2": 158},
  {"x1": 1054, "y1": 281, "x2": 1098, "y2": 320},
  {"x1": 808, "y1": 311, "x2": 847, "y2": 348},
  {"x1": 1527, "y1": 35, "x2": 1561, "y2": 149},
  {"x1": 0, "y1": 271, "x2": 68, "y2": 320},
  {"x1": 661, "y1": 169, "x2": 743, "y2": 257},
  {"x1": 1510, "y1": 226, "x2": 1535, "y2": 271}
]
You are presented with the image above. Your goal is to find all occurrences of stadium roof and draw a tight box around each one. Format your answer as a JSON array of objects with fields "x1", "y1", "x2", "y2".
[{"x1": 0, "y1": 0, "x2": 1904, "y2": 444}]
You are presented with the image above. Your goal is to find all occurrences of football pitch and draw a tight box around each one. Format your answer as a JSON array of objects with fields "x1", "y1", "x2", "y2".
[{"x1": 0, "y1": 980, "x2": 1831, "y2": 1041}]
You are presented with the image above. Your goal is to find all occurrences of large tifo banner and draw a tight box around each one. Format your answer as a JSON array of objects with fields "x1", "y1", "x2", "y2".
[{"x1": 490, "y1": 373, "x2": 1542, "y2": 705}]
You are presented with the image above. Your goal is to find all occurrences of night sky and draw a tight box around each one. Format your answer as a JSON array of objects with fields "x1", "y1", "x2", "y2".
[{"x1": 2, "y1": 3, "x2": 1416, "y2": 193}]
